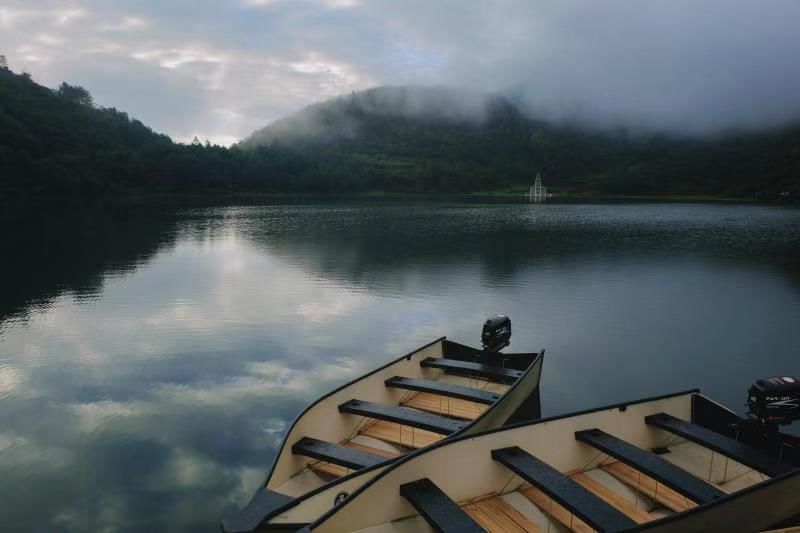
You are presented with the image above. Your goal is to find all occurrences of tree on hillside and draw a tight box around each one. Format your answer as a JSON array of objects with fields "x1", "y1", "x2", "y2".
[
  {"x1": 0, "y1": 55, "x2": 8, "y2": 70},
  {"x1": 56, "y1": 82, "x2": 94, "y2": 107}
]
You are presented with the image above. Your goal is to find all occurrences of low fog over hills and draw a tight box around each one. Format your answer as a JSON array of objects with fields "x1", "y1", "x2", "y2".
[
  {"x1": 238, "y1": 87, "x2": 497, "y2": 148},
  {"x1": 235, "y1": 85, "x2": 800, "y2": 198}
]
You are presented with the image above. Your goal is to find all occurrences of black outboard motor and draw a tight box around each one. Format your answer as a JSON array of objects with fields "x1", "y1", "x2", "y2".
[
  {"x1": 481, "y1": 315, "x2": 511, "y2": 352},
  {"x1": 747, "y1": 376, "x2": 800, "y2": 426}
]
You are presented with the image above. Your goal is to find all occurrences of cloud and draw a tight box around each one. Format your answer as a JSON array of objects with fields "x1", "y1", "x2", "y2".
[
  {"x1": 0, "y1": 365, "x2": 25, "y2": 399},
  {"x1": 99, "y1": 16, "x2": 149, "y2": 32},
  {"x1": 358, "y1": 0, "x2": 800, "y2": 134},
  {"x1": 0, "y1": 1, "x2": 379, "y2": 143},
  {"x1": 2, "y1": 1, "x2": 800, "y2": 141}
]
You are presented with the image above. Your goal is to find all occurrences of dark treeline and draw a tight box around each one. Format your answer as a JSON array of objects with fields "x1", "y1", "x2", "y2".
[
  {"x1": 2, "y1": 67, "x2": 799, "y2": 199},
  {"x1": 0, "y1": 68, "x2": 308, "y2": 196}
]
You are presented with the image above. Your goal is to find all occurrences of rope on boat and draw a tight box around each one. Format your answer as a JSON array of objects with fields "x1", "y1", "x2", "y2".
[{"x1": 707, "y1": 449, "x2": 715, "y2": 481}]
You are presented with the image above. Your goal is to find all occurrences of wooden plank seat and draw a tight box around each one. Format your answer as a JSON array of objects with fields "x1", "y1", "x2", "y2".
[
  {"x1": 399, "y1": 478, "x2": 486, "y2": 533},
  {"x1": 645, "y1": 413, "x2": 795, "y2": 477},
  {"x1": 402, "y1": 393, "x2": 487, "y2": 421},
  {"x1": 385, "y1": 376, "x2": 501, "y2": 404},
  {"x1": 420, "y1": 357, "x2": 523, "y2": 383},
  {"x1": 570, "y1": 472, "x2": 655, "y2": 524},
  {"x1": 463, "y1": 496, "x2": 541, "y2": 532},
  {"x1": 338, "y1": 399, "x2": 467, "y2": 435},
  {"x1": 576, "y1": 428, "x2": 725, "y2": 504},
  {"x1": 292, "y1": 437, "x2": 386, "y2": 471},
  {"x1": 357, "y1": 420, "x2": 443, "y2": 449},
  {"x1": 492, "y1": 446, "x2": 636, "y2": 532},
  {"x1": 305, "y1": 439, "x2": 401, "y2": 478}
]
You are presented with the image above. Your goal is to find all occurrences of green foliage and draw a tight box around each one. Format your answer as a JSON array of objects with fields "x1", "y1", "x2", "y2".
[
  {"x1": 55, "y1": 82, "x2": 94, "y2": 107},
  {"x1": 1, "y1": 70, "x2": 799, "y2": 199},
  {"x1": 0, "y1": 69, "x2": 313, "y2": 196}
]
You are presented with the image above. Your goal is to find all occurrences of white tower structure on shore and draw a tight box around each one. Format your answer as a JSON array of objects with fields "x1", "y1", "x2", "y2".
[{"x1": 531, "y1": 173, "x2": 546, "y2": 203}]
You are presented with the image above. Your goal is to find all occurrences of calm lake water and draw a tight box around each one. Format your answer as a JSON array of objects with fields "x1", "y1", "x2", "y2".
[{"x1": 1, "y1": 200, "x2": 799, "y2": 531}]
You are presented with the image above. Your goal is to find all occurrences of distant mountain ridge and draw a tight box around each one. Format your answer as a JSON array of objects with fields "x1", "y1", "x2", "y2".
[
  {"x1": 1, "y1": 69, "x2": 798, "y2": 198},
  {"x1": 238, "y1": 85, "x2": 800, "y2": 198}
]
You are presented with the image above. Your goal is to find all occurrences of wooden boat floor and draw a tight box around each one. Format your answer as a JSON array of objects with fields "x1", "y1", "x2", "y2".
[
  {"x1": 449, "y1": 454, "x2": 730, "y2": 533},
  {"x1": 601, "y1": 461, "x2": 697, "y2": 513},
  {"x1": 579, "y1": 468, "x2": 659, "y2": 513},
  {"x1": 401, "y1": 373, "x2": 509, "y2": 419},
  {"x1": 344, "y1": 439, "x2": 402, "y2": 459},
  {"x1": 401, "y1": 392, "x2": 488, "y2": 420},
  {"x1": 658, "y1": 441, "x2": 768, "y2": 492},
  {"x1": 463, "y1": 495, "x2": 541, "y2": 532},
  {"x1": 570, "y1": 472, "x2": 655, "y2": 524},
  {"x1": 358, "y1": 420, "x2": 443, "y2": 449},
  {"x1": 274, "y1": 361, "x2": 520, "y2": 501},
  {"x1": 437, "y1": 373, "x2": 511, "y2": 395},
  {"x1": 487, "y1": 438, "x2": 777, "y2": 531},
  {"x1": 462, "y1": 464, "x2": 677, "y2": 532},
  {"x1": 296, "y1": 417, "x2": 778, "y2": 532},
  {"x1": 351, "y1": 373, "x2": 508, "y2": 452},
  {"x1": 308, "y1": 460, "x2": 353, "y2": 478},
  {"x1": 518, "y1": 485, "x2": 594, "y2": 533}
]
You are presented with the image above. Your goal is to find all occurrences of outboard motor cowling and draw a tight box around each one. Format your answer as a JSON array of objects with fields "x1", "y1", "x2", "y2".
[
  {"x1": 481, "y1": 315, "x2": 511, "y2": 352},
  {"x1": 748, "y1": 376, "x2": 800, "y2": 426}
]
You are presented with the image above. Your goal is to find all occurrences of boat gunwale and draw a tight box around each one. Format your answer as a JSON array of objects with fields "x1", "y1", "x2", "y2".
[
  {"x1": 305, "y1": 388, "x2": 703, "y2": 530},
  {"x1": 237, "y1": 337, "x2": 543, "y2": 530},
  {"x1": 447, "y1": 346, "x2": 544, "y2": 439}
]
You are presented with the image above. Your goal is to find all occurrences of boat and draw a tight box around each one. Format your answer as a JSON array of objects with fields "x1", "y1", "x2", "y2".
[
  {"x1": 223, "y1": 316, "x2": 545, "y2": 532},
  {"x1": 302, "y1": 386, "x2": 800, "y2": 532}
]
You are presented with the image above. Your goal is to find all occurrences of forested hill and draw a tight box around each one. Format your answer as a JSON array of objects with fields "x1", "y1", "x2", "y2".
[
  {"x1": 240, "y1": 86, "x2": 800, "y2": 198},
  {"x1": 1, "y1": 67, "x2": 174, "y2": 194},
  {"x1": 0, "y1": 67, "x2": 305, "y2": 196},
  {"x1": 2, "y1": 67, "x2": 799, "y2": 198}
]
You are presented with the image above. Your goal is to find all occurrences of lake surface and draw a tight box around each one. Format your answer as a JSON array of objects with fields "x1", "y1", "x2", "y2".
[{"x1": 1, "y1": 200, "x2": 799, "y2": 532}]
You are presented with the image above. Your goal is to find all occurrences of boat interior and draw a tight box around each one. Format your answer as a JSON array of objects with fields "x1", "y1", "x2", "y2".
[
  {"x1": 274, "y1": 339, "x2": 541, "y2": 497},
  {"x1": 308, "y1": 391, "x2": 800, "y2": 533},
  {"x1": 224, "y1": 338, "x2": 544, "y2": 533}
]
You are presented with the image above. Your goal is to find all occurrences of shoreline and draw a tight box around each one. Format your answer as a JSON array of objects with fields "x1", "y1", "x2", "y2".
[
  {"x1": 476, "y1": 191, "x2": 761, "y2": 203},
  {"x1": 2, "y1": 190, "x2": 791, "y2": 209}
]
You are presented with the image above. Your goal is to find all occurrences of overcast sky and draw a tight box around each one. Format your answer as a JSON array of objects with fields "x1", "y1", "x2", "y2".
[{"x1": 2, "y1": 0, "x2": 800, "y2": 144}]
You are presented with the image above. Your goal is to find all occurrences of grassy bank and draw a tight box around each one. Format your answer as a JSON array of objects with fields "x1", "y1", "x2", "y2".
[{"x1": 476, "y1": 185, "x2": 766, "y2": 203}]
